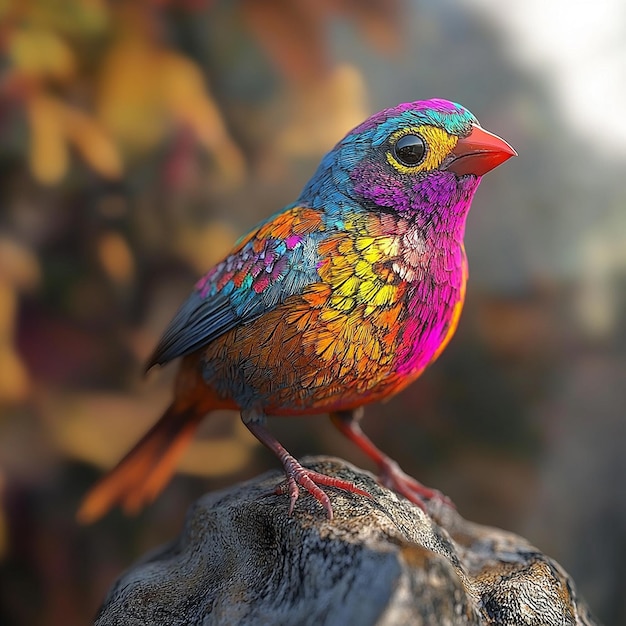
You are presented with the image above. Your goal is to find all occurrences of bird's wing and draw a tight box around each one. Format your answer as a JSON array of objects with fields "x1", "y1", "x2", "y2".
[{"x1": 146, "y1": 206, "x2": 326, "y2": 369}]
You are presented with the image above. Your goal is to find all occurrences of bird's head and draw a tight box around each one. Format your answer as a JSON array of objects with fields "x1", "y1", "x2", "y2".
[{"x1": 300, "y1": 99, "x2": 516, "y2": 232}]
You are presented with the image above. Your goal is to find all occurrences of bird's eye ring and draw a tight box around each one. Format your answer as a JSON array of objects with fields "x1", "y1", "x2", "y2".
[{"x1": 393, "y1": 134, "x2": 426, "y2": 167}]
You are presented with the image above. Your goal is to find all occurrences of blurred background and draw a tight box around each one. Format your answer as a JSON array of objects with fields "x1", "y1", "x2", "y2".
[{"x1": 0, "y1": 0, "x2": 625, "y2": 623}]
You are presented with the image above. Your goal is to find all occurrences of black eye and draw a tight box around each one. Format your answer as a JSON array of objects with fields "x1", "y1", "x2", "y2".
[{"x1": 393, "y1": 134, "x2": 426, "y2": 167}]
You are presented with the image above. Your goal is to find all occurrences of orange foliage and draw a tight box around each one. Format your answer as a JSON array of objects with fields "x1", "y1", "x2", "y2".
[
  {"x1": 2, "y1": 0, "x2": 398, "y2": 185},
  {"x1": 2, "y1": 0, "x2": 244, "y2": 185}
]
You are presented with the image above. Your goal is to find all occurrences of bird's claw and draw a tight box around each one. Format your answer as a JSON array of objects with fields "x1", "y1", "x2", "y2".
[
  {"x1": 274, "y1": 461, "x2": 370, "y2": 520},
  {"x1": 378, "y1": 458, "x2": 454, "y2": 511}
]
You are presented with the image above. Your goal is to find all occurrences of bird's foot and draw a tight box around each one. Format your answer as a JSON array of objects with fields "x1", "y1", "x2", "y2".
[
  {"x1": 378, "y1": 458, "x2": 454, "y2": 512},
  {"x1": 273, "y1": 457, "x2": 370, "y2": 520}
]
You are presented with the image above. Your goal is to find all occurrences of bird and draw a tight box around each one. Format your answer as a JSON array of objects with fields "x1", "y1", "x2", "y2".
[{"x1": 78, "y1": 98, "x2": 516, "y2": 523}]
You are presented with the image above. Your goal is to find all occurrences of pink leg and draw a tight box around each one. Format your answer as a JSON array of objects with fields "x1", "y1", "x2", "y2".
[
  {"x1": 242, "y1": 409, "x2": 370, "y2": 520},
  {"x1": 330, "y1": 409, "x2": 453, "y2": 511}
]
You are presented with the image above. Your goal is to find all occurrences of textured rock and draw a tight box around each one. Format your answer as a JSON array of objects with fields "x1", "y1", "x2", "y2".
[{"x1": 96, "y1": 457, "x2": 598, "y2": 626}]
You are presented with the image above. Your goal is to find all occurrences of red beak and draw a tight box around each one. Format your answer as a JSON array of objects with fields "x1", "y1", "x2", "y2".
[{"x1": 446, "y1": 126, "x2": 517, "y2": 177}]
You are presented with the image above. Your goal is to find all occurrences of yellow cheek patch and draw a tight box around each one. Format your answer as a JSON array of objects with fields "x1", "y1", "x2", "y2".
[{"x1": 386, "y1": 125, "x2": 457, "y2": 174}]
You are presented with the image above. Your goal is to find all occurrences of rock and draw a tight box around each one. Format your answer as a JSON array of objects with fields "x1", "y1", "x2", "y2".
[{"x1": 95, "y1": 456, "x2": 598, "y2": 626}]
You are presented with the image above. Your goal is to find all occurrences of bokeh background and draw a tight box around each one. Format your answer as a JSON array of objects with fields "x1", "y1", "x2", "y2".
[{"x1": 1, "y1": 1, "x2": 625, "y2": 624}]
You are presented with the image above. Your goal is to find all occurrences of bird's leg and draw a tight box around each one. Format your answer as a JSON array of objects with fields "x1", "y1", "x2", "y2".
[
  {"x1": 242, "y1": 408, "x2": 369, "y2": 520},
  {"x1": 330, "y1": 409, "x2": 453, "y2": 511}
]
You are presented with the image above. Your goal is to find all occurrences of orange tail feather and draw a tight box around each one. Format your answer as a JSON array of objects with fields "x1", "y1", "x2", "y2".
[{"x1": 77, "y1": 404, "x2": 204, "y2": 524}]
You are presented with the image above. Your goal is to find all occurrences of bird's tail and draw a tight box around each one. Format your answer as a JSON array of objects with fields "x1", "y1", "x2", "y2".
[{"x1": 77, "y1": 403, "x2": 205, "y2": 524}]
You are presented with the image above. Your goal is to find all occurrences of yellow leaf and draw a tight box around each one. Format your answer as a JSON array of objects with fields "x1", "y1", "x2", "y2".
[
  {"x1": 97, "y1": 40, "x2": 167, "y2": 152},
  {"x1": 96, "y1": 231, "x2": 135, "y2": 285},
  {"x1": 159, "y1": 52, "x2": 245, "y2": 185},
  {"x1": 158, "y1": 52, "x2": 207, "y2": 108},
  {"x1": 0, "y1": 280, "x2": 16, "y2": 338},
  {"x1": 29, "y1": 0, "x2": 110, "y2": 37},
  {"x1": 26, "y1": 93, "x2": 68, "y2": 184},
  {"x1": 174, "y1": 95, "x2": 246, "y2": 186},
  {"x1": 174, "y1": 220, "x2": 237, "y2": 274},
  {"x1": 64, "y1": 104, "x2": 122, "y2": 179},
  {"x1": 98, "y1": 36, "x2": 244, "y2": 183},
  {"x1": 278, "y1": 64, "x2": 368, "y2": 156},
  {"x1": 44, "y1": 390, "x2": 253, "y2": 478},
  {"x1": 0, "y1": 279, "x2": 30, "y2": 404},
  {"x1": 8, "y1": 27, "x2": 75, "y2": 81},
  {"x1": 44, "y1": 391, "x2": 172, "y2": 469},
  {"x1": 179, "y1": 417, "x2": 257, "y2": 478},
  {"x1": 0, "y1": 237, "x2": 41, "y2": 290},
  {"x1": 0, "y1": 346, "x2": 30, "y2": 404},
  {"x1": 27, "y1": 93, "x2": 122, "y2": 183}
]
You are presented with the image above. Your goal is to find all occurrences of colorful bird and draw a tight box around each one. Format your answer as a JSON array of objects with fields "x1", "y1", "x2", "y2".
[{"x1": 79, "y1": 99, "x2": 516, "y2": 522}]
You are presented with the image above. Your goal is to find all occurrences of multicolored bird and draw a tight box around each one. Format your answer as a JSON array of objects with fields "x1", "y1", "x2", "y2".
[{"x1": 79, "y1": 99, "x2": 516, "y2": 522}]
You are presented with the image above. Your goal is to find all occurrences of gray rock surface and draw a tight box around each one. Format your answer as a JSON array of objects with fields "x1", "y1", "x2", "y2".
[{"x1": 96, "y1": 456, "x2": 598, "y2": 626}]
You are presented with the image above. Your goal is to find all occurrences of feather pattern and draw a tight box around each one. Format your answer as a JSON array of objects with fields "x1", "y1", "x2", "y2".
[{"x1": 147, "y1": 206, "x2": 326, "y2": 368}]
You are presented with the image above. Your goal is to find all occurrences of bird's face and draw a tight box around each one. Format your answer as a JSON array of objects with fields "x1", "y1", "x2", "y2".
[{"x1": 304, "y1": 99, "x2": 515, "y2": 232}]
